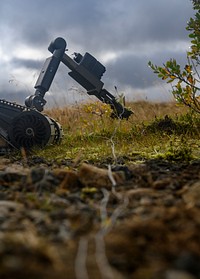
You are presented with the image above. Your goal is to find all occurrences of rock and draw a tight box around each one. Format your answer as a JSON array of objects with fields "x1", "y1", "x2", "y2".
[
  {"x1": 0, "y1": 200, "x2": 24, "y2": 220},
  {"x1": 126, "y1": 188, "x2": 162, "y2": 204},
  {"x1": 78, "y1": 163, "x2": 125, "y2": 189},
  {"x1": 26, "y1": 209, "x2": 49, "y2": 224},
  {"x1": 0, "y1": 169, "x2": 26, "y2": 187},
  {"x1": 53, "y1": 169, "x2": 80, "y2": 190},
  {"x1": 140, "y1": 196, "x2": 153, "y2": 206},
  {"x1": 0, "y1": 230, "x2": 64, "y2": 277},
  {"x1": 0, "y1": 158, "x2": 11, "y2": 170},
  {"x1": 25, "y1": 167, "x2": 58, "y2": 192},
  {"x1": 165, "y1": 270, "x2": 196, "y2": 279},
  {"x1": 111, "y1": 165, "x2": 133, "y2": 180},
  {"x1": 153, "y1": 177, "x2": 173, "y2": 189},
  {"x1": 5, "y1": 164, "x2": 29, "y2": 175},
  {"x1": 0, "y1": 201, "x2": 24, "y2": 230},
  {"x1": 26, "y1": 167, "x2": 47, "y2": 184},
  {"x1": 182, "y1": 181, "x2": 200, "y2": 207},
  {"x1": 174, "y1": 251, "x2": 200, "y2": 278},
  {"x1": 0, "y1": 200, "x2": 24, "y2": 212}
]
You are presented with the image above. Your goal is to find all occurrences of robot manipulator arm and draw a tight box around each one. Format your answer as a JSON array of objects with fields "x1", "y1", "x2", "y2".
[
  {"x1": 25, "y1": 37, "x2": 132, "y2": 119},
  {"x1": 25, "y1": 56, "x2": 60, "y2": 111},
  {"x1": 25, "y1": 37, "x2": 66, "y2": 111}
]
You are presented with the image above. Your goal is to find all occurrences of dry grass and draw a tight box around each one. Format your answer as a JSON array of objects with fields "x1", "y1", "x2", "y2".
[
  {"x1": 129, "y1": 101, "x2": 189, "y2": 121},
  {"x1": 45, "y1": 101, "x2": 189, "y2": 132}
]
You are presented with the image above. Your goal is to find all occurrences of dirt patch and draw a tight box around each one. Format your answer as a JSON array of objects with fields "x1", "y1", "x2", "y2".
[{"x1": 0, "y1": 157, "x2": 200, "y2": 279}]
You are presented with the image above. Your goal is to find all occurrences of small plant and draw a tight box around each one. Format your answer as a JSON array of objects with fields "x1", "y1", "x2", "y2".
[
  {"x1": 148, "y1": 0, "x2": 200, "y2": 113},
  {"x1": 144, "y1": 115, "x2": 178, "y2": 134},
  {"x1": 144, "y1": 112, "x2": 200, "y2": 136},
  {"x1": 153, "y1": 136, "x2": 194, "y2": 162},
  {"x1": 83, "y1": 102, "x2": 112, "y2": 118},
  {"x1": 164, "y1": 136, "x2": 193, "y2": 161}
]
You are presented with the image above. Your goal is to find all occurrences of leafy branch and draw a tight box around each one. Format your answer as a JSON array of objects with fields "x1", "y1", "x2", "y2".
[{"x1": 148, "y1": 0, "x2": 200, "y2": 113}]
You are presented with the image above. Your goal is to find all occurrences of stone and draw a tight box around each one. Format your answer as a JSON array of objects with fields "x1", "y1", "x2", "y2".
[
  {"x1": 182, "y1": 181, "x2": 200, "y2": 207},
  {"x1": 78, "y1": 163, "x2": 125, "y2": 189}
]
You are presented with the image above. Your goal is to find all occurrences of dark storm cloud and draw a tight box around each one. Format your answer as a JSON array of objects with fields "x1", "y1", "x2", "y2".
[
  {"x1": 0, "y1": 0, "x2": 196, "y2": 104},
  {"x1": 104, "y1": 49, "x2": 189, "y2": 89},
  {"x1": 0, "y1": 0, "x2": 194, "y2": 50},
  {"x1": 11, "y1": 58, "x2": 42, "y2": 70},
  {"x1": 0, "y1": 0, "x2": 102, "y2": 48}
]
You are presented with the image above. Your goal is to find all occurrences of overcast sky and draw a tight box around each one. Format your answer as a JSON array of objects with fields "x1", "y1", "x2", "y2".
[{"x1": 0, "y1": 0, "x2": 195, "y2": 107}]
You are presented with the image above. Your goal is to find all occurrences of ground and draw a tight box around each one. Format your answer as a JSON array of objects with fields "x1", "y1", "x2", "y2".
[{"x1": 0, "y1": 156, "x2": 200, "y2": 279}]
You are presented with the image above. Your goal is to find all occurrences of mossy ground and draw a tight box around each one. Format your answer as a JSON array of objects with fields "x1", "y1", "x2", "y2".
[{"x1": 1, "y1": 101, "x2": 200, "y2": 279}]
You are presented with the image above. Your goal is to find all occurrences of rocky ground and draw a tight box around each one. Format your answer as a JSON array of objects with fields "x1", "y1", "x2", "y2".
[{"x1": 0, "y1": 156, "x2": 200, "y2": 279}]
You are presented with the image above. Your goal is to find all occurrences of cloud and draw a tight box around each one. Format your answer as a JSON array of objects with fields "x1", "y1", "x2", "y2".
[
  {"x1": 104, "y1": 46, "x2": 190, "y2": 90},
  {"x1": 0, "y1": 0, "x2": 194, "y2": 49},
  {"x1": 11, "y1": 58, "x2": 42, "y2": 70},
  {"x1": 0, "y1": 0, "x2": 195, "y2": 106}
]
